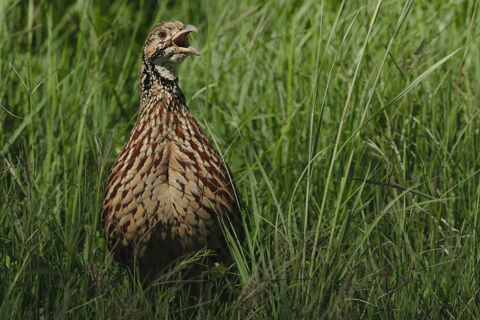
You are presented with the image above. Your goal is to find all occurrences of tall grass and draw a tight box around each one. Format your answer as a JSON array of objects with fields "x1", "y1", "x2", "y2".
[{"x1": 1, "y1": 0, "x2": 480, "y2": 318}]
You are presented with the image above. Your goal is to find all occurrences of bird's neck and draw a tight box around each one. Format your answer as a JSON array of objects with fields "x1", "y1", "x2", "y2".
[{"x1": 139, "y1": 61, "x2": 187, "y2": 115}]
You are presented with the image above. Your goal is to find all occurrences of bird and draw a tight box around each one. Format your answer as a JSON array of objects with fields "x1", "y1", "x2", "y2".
[{"x1": 100, "y1": 20, "x2": 243, "y2": 278}]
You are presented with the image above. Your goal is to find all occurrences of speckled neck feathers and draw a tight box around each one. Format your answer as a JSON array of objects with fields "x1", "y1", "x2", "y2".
[{"x1": 139, "y1": 55, "x2": 186, "y2": 111}]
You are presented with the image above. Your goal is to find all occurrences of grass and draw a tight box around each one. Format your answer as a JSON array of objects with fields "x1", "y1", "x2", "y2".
[{"x1": 1, "y1": 0, "x2": 480, "y2": 318}]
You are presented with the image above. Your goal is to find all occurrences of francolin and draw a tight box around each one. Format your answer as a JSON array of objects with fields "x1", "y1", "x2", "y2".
[{"x1": 101, "y1": 20, "x2": 242, "y2": 276}]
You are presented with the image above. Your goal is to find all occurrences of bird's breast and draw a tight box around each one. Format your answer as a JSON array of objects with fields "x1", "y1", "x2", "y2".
[{"x1": 101, "y1": 103, "x2": 233, "y2": 255}]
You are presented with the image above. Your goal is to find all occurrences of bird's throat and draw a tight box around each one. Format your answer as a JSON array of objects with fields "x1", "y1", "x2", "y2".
[{"x1": 153, "y1": 64, "x2": 177, "y2": 81}]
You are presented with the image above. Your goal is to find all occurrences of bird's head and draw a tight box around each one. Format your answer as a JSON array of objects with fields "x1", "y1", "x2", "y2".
[{"x1": 143, "y1": 20, "x2": 200, "y2": 80}]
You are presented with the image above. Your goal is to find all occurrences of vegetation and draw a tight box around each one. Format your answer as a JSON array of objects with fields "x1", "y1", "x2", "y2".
[{"x1": 1, "y1": 0, "x2": 479, "y2": 318}]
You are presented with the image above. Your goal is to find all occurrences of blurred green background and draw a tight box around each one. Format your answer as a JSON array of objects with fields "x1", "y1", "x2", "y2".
[{"x1": 1, "y1": 0, "x2": 480, "y2": 318}]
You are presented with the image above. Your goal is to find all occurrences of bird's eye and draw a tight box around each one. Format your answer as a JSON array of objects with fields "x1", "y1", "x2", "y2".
[{"x1": 159, "y1": 31, "x2": 167, "y2": 38}]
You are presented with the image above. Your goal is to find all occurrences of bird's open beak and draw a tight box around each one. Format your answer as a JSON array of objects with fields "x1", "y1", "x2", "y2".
[{"x1": 172, "y1": 24, "x2": 201, "y2": 56}]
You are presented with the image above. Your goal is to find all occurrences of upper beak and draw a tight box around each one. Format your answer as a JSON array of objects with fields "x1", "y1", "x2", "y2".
[{"x1": 172, "y1": 24, "x2": 201, "y2": 56}]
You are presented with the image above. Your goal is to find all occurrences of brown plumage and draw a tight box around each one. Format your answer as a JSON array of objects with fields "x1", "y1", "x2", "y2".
[{"x1": 101, "y1": 20, "x2": 242, "y2": 276}]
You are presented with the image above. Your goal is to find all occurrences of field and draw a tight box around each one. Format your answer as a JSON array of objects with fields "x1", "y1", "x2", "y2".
[{"x1": 1, "y1": 0, "x2": 480, "y2": 318}]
